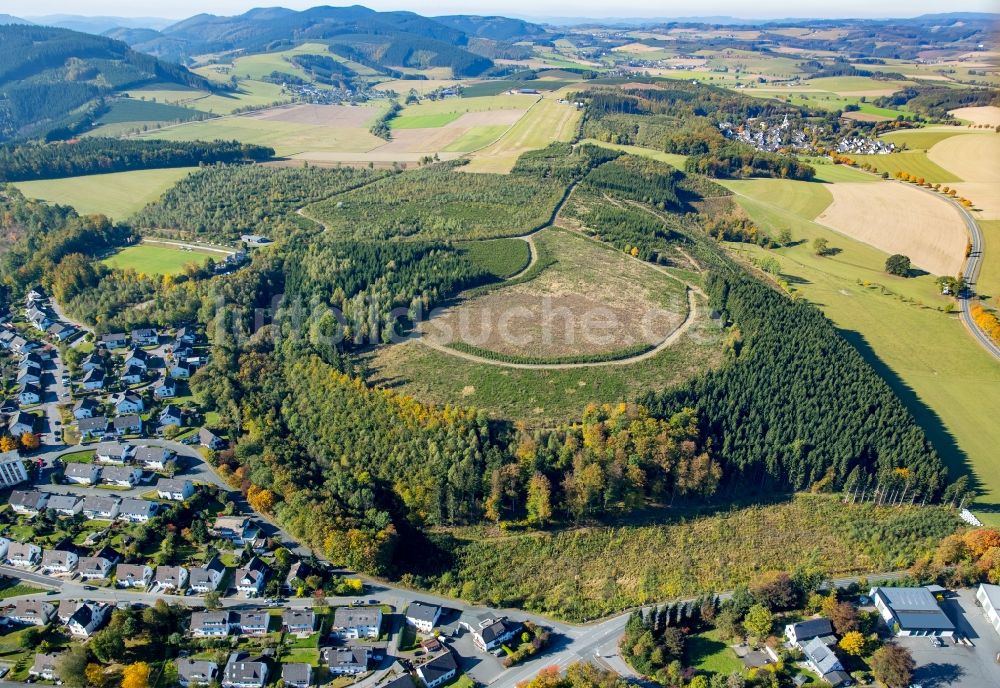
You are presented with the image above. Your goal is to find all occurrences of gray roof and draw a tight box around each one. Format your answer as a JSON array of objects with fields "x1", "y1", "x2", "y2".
[
  {"x1": 64, "y1": 463, "x2": 98, "y2": 478},
  {"x1": 873, "y1": 586, "x2": 956, "y2": 631},
  {"x1": 157, "y1": 478, "x2": 192, "y2": 492},
  {"x1": 113, "y1": 414, "x2": 142, "y2": 430},
  {"x1": 382, "y1": 675, "x2": 416, "y2": 688},
  {"x1": 177, "y1": 659, "x2": 218, "y2": 683},
  {"x1": 406, "y1": 601, "x2": 441, "y2": 623},
  {"x1": 418, "y1": 651, "x2": 457, "y2": 685},
  {"x1": 118, "y1": 498, "x2": 156, "y2": 517},
  {"x1": 116, "y1": 564, "x2": 151, "y2": 582},
  {"x1": 190, "y1": 610, "x2": 235, "y2": 630},
  {"x1": 334, "y1": 606, "x2": 380, "y2": 629},
  {"x1": 803, "y1": 637, "x2": 843, "y2": 675},
  {"x1": 41, "y1": 549, "x2": 75, "y2": 567},
  {"x1": 479, "y1": 617, "x2": 521, "y2": 645},
  {"x1": 238, "y1": 611, "x2": 269, "y2": 627},
  {"x1": 102, "y1": 466, "x2": 139, "y2": 482},
  {"x1": 322, "y1": 647, "x2": 369, "y2": 669},
  {"x1": 78, "y1": 556, "x2": 113, "y2": 575},
  {"x1": 136, "y1": 446, "x2": 170, "y2": 463},
  {"x1": 9, "y1": 489, "x2": 45, "y2": 509},
  {"x1": 78, "y1": 416, "x2": 109, "y2": 432},
  {"x1": 81, "y1": 495, "x2": 121, "y2": 513},
  {"x1": 788, "y1": 618, "x2": 833, "y2": 641},
  {"x1": 155, "y1": 565, "x2": 187, "y2": 585},
  {"x1": 95, "y1": 441, "x2": 130, "y2": 457},
  {"x1": 224, "y1": 653, "x2": 267, "y2": 684},
  {"x1": 46, "y1": 494, "x2": 81, "y2": 511},
  {"x1": 283, "y1": 609, "x2": 315, "y2": 629},
  {"x1": 281, "y1": 663, "x2": 312, "y2": 685},
  {"x1": 981, "y1": 583, "x2": 1000, "y2": 610}
]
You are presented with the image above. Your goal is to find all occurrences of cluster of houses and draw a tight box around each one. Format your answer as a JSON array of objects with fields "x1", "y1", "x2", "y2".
[
  {"x1": 834, "y1": 135, "x2": 896, "y2": 155},
  {"x1": 7, "y1": 598, "x2": 111, "y2": 641},
  {"x1": 720, "y1": 115, "x2": 817, "y2": 154},
  {"x1": 4, "y1": 335, "x2": 50, "y2": 407},
  {"x1": 22, "y1": 287, "x2": 79, "y2": 343}
]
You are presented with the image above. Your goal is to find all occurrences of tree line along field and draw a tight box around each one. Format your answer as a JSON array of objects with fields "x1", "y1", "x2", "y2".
[{"x1": 413, "y1": 494, "x2": 960, "y2": 621}]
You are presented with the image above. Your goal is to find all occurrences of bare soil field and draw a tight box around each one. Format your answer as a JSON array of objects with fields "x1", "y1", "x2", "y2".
[
  {"x1": 422, "y1": 228, "x2": 688, "y2": 358},
  {"x1": 815, "y1": 181, "x2": 968, "y2": 276},
  {"x1": 927, "y1": 132, "x2": 1000, "y2": 182},
  {"x1": 245, "y1": 103, "x2": 380, "y2": 126},
  {"x1": 948, "y1": 106, "x2": 1000, "y2": 126}
]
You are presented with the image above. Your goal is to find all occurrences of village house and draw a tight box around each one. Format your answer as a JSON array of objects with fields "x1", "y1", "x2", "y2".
[
  {"x1": 113, "y1": 414, "x2": 143, "y2": 436},
  {"x1": 332, "y1": 606, "x2": 382, "y2": 639},
  {"x1": 801, "y1": 637, "x2": 851, "y2": 687},
  {"x1": 78, "y1": 556, "x2": 115, "y2": 579},
  {"x1": 100, "y1": 333, "x2": 129, "y2": 349},
  {"x1": 416, "y1": 650, "x2": 458, "y2": 688},
  {"x1": 170, "y1": 362, "x2": 193, "y2": 380},
  {"x1": 870, "y1": 586, "x2": 956, "y2": 637},
  {"x1": 81, "y1": 495, "x2": 121, "y2": 520},
  {"x1": 177, "y1": 659, "x2": 219, "y2": 687},
  {"x1": 159, "y1": 404, "x2": 184, "y2": 428},
  {"x1": 8, "y1": 411, "x2": 35, "y2": 437},
  {"x1": 785, "y1": 618, "x2": 835, "y2": 647},
  {"x1": 72, "y1": 397, "x2": 100, "y2": 419},
  {"x1": 16, "y1": 364, "x2": 40, "y2": 387},
  {"x1": 64, "y1": 462, "x2": 100, "y2": 485},
  {"x1": 80, "y1": 353, "x2": 103, "y2": 373},
  {"x1": 188, "y1": 556, "x2": 225, "y2": 594},
  {"x1": 154, "y1": 377, "x2": 177, "y2": 399},
  {"x1": 233, "y1": 558, "x2": 268, "y2": 597},
  {"x1": 66, "y1": 602, "x2": 110, "y2": 638},
  {"x1": 405, "y1": 601, "x2": 442, "y2": 633},
  {"x1": 212, "y1": 515, "x2": 260, "y2": 545},
  {"x1": 9, "y1": 599, "x2": 56, "y2": 626},
  {"x1": 48, "y1": 322, "x2": 75, "y2": 342},
  {"x1": 156, "y1": 477, "x2": 194, "y2": 501},
  {"x1": 6, "y1": 541, "x2": 42, "y2": 568},
  {"x1": 190, "y1": 611, "x2": 237, "y2": 637},
  {"x1": 284, "y1": 560, "x2": 313, "y2": 592},
  {"x1": 121, "y1": 364, "x2": 144, "y2": 385},
  {"x1": 40, "y1": 548, "x2": 78, "y2": 574},
  {"x1": 112, "y1": 392, "x2": 144, "y2": 415},
  {"x1": 131, "y1": 328, "x2": 159, "y2": 346},
  {"x1": 46, "y1": 494, "x2": 83, "y2": 516},
  {"x1": 9, "y1": 489, "x2": 47, "y2": 515},
  {"x1": 82, "y1": 368, "x2": 106, "y2": 391},
  {"x1": 78, "y1": 416, "x2": 109, "y2": 441},
  {"x1": 135, "y1": 446, "x2": 172, "y2": 470},
  {"x1": 238, "y1": 611, "x2": 270, "y2": 636},
  {"x1": 465, "y1": 616, "x2": 523, "y2": 653},
  {"x1": 200, "y1": 427, "x2": 226, "y2": 449},
  {"x1": 101, "y1": 465, "x2": 142, "y2": 488},
  {"x1": 117, "y1": 498, "x2": 157, "y2": 523},
  {"x1": 322, "y1": 647, "x2": 370, "y2": 675},
  {"x1": 282, "y1": 608, "x2": 316, "y2": 636},
  {"x1": 281, "y1": 663, "x2": 313, "y2": 688},
  {"x1": 116, "y1": 563, "x2": 153, "y2": 588},
  {"x1": 123, "y1": 348, "x2": 150, "y2": 370},
  {"x1": 154, "y1": 565, "x2": 189, "y2": 591},
  {"x1": 30, "y1": 653, "x2": 60, "y2": 680},
  {"x1": 222, "y1": 652, "x2": 268, "y2": 688},
  {"x1": 18, "y1": 383, "x2": 41, "y2": 405},
  {"x1": 175, "y1": 326, "x2": 196, "y2": 345},
  {"x1": 95, "y1": 441, "x2": 132, "y2": 464}
]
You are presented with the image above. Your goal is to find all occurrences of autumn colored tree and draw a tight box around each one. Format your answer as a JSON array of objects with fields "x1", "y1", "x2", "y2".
[
  {"x1": 963, "y1": 529, "x2": 1000, "y2": 557},
  {"x1": 749, "y1": 571, "x2": 798, "y2": 611},
  {"x1": 19, "y1": 431, "x2": 39, "y2": 450},
  {"x1": 871, "y1": 644, "x2": 914, "y2": 688},
  {"x1": 85, "y1": 664, "x2": 106, "y2": 688},
  {"x1": 246, "y1": 485, "x2": 277, "y2": 514},
  {"x1": 0, "y1": 435, "x2": 16, "y2": 452},
  {"x1": 829, "y1": 601, "x2": 860, "y2": 635},
  {"x1": 743, "y1": 604, "x2": 773, "y2": 640},
  {"x1": 121, "y1": 662, "x2": 151, "y2": 688},
  {"x1": 838, "y1": 631, "x2": 866, "y2": 656},
  {"x1": 526, "y1": 473, "x2": 553, "y2": 527}
]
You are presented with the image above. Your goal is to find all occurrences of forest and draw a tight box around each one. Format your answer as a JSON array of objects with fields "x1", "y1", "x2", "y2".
[
  {"x1": 131, "y1": 164, "x2": 385, "y2": 242},
  {"x1": 0, "y1": 139, "x2": 273, "y2": 182}
]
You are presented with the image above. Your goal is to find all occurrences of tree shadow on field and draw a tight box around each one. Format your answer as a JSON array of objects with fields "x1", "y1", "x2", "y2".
[{"x1": 836, "y1": 327, "x2": 979, "y2": 494}]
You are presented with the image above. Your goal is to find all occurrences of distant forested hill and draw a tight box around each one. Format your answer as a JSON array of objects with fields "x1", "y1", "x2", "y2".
[{"x1": 0, "y1": 24, "x2": 217, "y2": 142}]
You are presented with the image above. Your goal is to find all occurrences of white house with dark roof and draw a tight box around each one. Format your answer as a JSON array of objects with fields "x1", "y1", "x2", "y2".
[
  {"x1": 81, "y1": 495, "x2": 121, "y2": 520},
  {"x1": 159, "y1": 405, "x2": 184, "y2": 428},
  {"x1": 416, "y1": 650, "x2": 458, "y2": 688},
  {"x1": 9, "y1": 489, "x2": 47, "y2": 515},
  {"x1": 95, "y1": 442, "x2": 131, "y2": 464},
  {"x1": 124, "y1": 348, "x2": 150, "y2": 370},
  {"x1": 82, "y1": 368, "x2": 106, "y2": 391},
  {"x1": 66, "y1": 601, "x2": 110, "y2": 637},
  {"x1": 30, "y1": 653, "x2": 60, "y2": 680},
  {"x1": 223, "y1": 652, "x2": 268, "y2": 688},
  {"x1": 6, "y1": 541, "x2": 42, "y2": 568},
  {"x1": 405, "y1": 601, "x2": 442, "y2": 633},
  {"x1": 785, "y1": 618, "x2": 835, "y2": 647},
  {"x1": 18, "y1": 383, "x2": 41, "y2": 405},
  {"x1": 78, "y1": 416, "x2": 109, "y2": 440},
  {"x1": 46, "y1": 494, "x2": 82, "y2": 516},
  {"x1": 81, "y1": 353, "x2": 103, "y2": 373},
  {"x1": 117, "y1": 498, "x2": 156, "y2": 523},
  {"x1": 100, "y1": 333, "x2": 128, "y2": 348},
  {"x1": 101, "y1": 465, "x2": 142, "y2": 488},
  {"x1": 121, "y1": 365, "x2": 144, "y2": 385},
  {"x1": 870, "y1": 586, "x2": 956, "y2": 637},
  {"x1": 212, "y1": 515, "x2": 259, "y2": 545},
  {"x1": 9, "y1": 599, "x2": 56, "y2": 625},
  {"x1": 156, "y1": 478, "x2": 193, "y2": 501},
  {"x1": 154, "y1": 377, "x2": 177, "y2": 399},
  {"x1": 234, "y1": 564, "x2": 267, "y2": 597},
  {"x1": 238, "y1": 611, "x2": 269, "y2": 636},
  {"x1": 282, "y1": 608, "x2": 316, "y2": 636},
  {"x1": 73, "y1": 397, "x2": 100, "y2": 419},
  {"x1": 116, "y1": 564, "x2": 153, "y2": 588},
  {"x1": 177, "y1": 659, "x2": 219, "y2": 687},
  {"x1": 332, "y1": 607, "x2": 381, "y2": 639},
  {"x1": 189, "y1": 556, "x2": 225, "y2": 594},
  {"x1": 465, "y1": 616, "x2": 522, "y2": 653},
  {"x1": 801, "y1": 637, "x2": 850, "y2": 687},
  {"x1": 200, "y1": 427, "x2": 225, "y2": 449},
  {"x1": 281, "y1": 663, "x2": 313, "y2": 688},
  {"x1": 8, "y1": 410, "x2": 35, "y2": 437},
  {"x1": 41, "y1": 549, "x2": 78, "y2": 574},
  {"x1": 64, "y1": 462, "x2": 100, "y2": 485},
  {"x1": 190, "y1": 611, "x2": 236, "y2": 637},
  {"x1": 131, "y1": 328, "x2": 159, "y2": 346},
  {"x1": 78, "y1": 556, "x2": 114, "y2": 579},
  {"x1": 154, "y1": 565, "x2": 189, "y2": 591},
  {"x1": 112, "y1": 414, "x2": 143, "y2": 436},
  {"x1": 112, "y1": 393, "x2": 144, "y2": 415},
  {"x1": 135, "y1": 446, "x2": 171, "y2": 470},
  {"x1": 322, "y1": 647, "x2": 370, "y2": 675}
]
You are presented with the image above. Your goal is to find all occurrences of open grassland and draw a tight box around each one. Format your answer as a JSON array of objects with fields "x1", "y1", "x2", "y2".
[
  {"x1": 180, "y1": 80, "x2": 290, "y2": 115},
  {"x1": 424, "y1": 229, "x2": 688, "y2": 359},
  {"x1": 139, "y1": 104, "x2": 386, "y2": 156},
  {"x1": 722, "y1": 179, "x2": 832, "y2": 221},
  {"x1": 850, "y1": 150, "x2": 961, "y2": 184},
  {"x1": 802, "y1": 75, "x2": 914, "y2": 96},
  {"x1": 442, "y1": 126, "x2": 510, "y2": 152},
  {"x1": 14, "y1": 168, "x2": 197, "y2": 219},
  {"x1": 102, "y1": 243, "x2": 217, "y2": 275},
  {"x1": 726, "y1": 181, "x2": 1000, "y2": 520},
  {"x1": 808, "y1": 160, "x2": 879, "y2": 183},
  {"x1": 578, "y1": 139, "x2": 688, "y2": 169},
  {"x1": 368, "y1": 299, "x2": 722, "y2": 425},
  {"x1": 419, "y1": 494, "x2": 960, "y2": 621},
  {"x1": 390, "y1": 112, "x2": 462, "y2": 129},
  {"x1": 460, "y1": 238, "x2": 531, "y2": 279},
  {"x1": 464, "y1": 96, "x2": 582, "y2": 173},
  {"x1": 194, "y1": 43, "x2": 332, "y2": 83},
  {"x1": 881, "y1": 127, "x2": 972, "y2": 151},
  {"x1": 977, "y1": 220, "x2": 1000, "y2": 300}
]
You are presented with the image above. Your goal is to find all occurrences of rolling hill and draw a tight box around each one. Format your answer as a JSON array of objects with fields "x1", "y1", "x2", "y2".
[{"x1": 0, "y1": 24, "x2": 218, "y2": 142}]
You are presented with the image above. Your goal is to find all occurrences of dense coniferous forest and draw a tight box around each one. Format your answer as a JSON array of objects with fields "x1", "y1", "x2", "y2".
[{"x1": 0, "y1": 139, "x2": 274, "y2": 181}]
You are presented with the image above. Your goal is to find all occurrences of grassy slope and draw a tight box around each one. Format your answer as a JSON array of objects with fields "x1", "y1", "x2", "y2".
[
  {"x1": 850, "y1": 151, "x2": 961, "y2": 183},
  {"x1": 443, "y1": 125, "x2": 510, "y2": 152},
  {"x1": 464, "y1": 95, "x2": 582, "y2": 173},
  {"x1": 977, "y1": 220, "x2": 1000, "y2": 300},
  {"x1": 577, "y1": 139, "x2": 688, "y2": 169},
  {"x1": 725, "y1": 179, "x2": 1000, "y2": 521},
  {"x1": 422, "y1": 494, "x2": 959, "y2": 621},
  {"x1": 14, "y1": 168, "x2": 197, "y2": 219},
  {"x1": 102, "y1": 244, "x2": 216, "y2": 276}
]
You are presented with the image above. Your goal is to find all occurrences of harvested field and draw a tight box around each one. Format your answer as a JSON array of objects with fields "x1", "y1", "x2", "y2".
[
  {"x1": 927, "y1": 132, "x2": 1000, "y2": 183},
  {"x1": 949, "y1": 105, "x2": 1000, "y2": 126},
  {"x1": 612, "y1": 42, "x2": 664, "y2": 53},
  {"x1": 464, "y1": 96, "x2": 582, "y2": 173},
  {"x1": 952, "y1": 183, "x2": 1000, "y2": 219},
  {"x1": 422, "y1": 228, "x2": 688, "y2": 359},
  {"x1": 815, "y1": 181, "x2": 968, "y2": 276},
  {"x1": 246, "y1": 103, "x2": 381, "y2": 127}
]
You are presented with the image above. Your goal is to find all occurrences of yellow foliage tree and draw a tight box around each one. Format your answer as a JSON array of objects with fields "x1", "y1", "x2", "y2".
[
  {"x1": 839, "y1": 630, "x2": 866, "y2": 656},
  {"x1": 20, "y1": 432, "x2": 39, "y2": 450},
  {"x1": 85, "y1": 663, "x2": 105, "y2": 688},
  {"x1": 121, "y1": 662, "x2": 150, "y2": 688},
  {"x1": 0, "y1": 435, "x2": 16, "y2": 452},
  {"x1": 247, "y1": 485, "x2": 278, "y2": 514}
]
